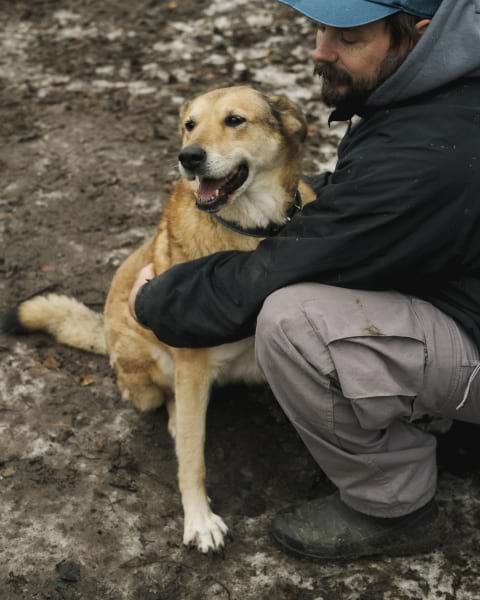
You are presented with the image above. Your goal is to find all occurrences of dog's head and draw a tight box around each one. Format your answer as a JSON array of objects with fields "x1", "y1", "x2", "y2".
[{"x1": 177, "y1": 86, "x2": 307, "y2": 218}]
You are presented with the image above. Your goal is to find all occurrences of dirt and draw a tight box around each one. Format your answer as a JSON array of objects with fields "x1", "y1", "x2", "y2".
[{"x1": 2, "y1": 1, "x2": 480, "y2": 599}]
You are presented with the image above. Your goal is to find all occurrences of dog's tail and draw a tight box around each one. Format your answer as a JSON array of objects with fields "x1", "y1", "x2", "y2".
[{"x1": 2, "y1": 293, "x2": 107, "y2": 355}]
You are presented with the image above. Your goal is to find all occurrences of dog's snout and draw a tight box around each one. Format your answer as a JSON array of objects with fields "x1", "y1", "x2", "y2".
[{"x1": 179, "y1": 145, "x2": 207, "y2": 171}]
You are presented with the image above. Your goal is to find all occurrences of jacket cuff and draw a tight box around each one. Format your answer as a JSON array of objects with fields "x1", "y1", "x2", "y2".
[{"x1": 134, "y1": 280, "x2": 153, "y2": 328}]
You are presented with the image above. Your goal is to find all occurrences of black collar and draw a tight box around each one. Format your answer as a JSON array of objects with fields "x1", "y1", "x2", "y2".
[{"x1": 213, "y1": 191, "x2": 302, "y2": 238}]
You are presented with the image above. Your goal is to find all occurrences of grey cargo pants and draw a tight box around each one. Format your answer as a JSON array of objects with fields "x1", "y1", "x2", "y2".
[{"x1": 255, "y1": 284, "x2": 480, "y2": 517}]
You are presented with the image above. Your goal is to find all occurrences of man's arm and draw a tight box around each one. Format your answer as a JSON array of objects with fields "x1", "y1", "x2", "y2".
[{"x1": 133, "y1": 112, "x2": 471, "y2": 348}]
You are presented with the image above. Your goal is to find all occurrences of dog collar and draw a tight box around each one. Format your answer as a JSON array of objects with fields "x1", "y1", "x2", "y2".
[{"x1": 213, "y1": 191, "x2": 302, "y2": 238}]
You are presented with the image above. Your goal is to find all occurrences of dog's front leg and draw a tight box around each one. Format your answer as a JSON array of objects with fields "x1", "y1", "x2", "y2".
[{"x1": 173, "y1": 349, "x2": 228, "y2": 553}]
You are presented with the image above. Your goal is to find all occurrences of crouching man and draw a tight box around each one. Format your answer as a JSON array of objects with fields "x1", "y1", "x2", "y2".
[{"x1": 130, "y1": 0, "x2": 480, "y2": 560}]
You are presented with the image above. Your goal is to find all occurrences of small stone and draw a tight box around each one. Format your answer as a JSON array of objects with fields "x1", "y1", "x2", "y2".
[
  {"x1": 55, "y1": 560, "x2": 81, "y2": 583},
  {"x1": 79, "y1": 374, "x2": 95, "y2": 386},
  {"x1": 42, "y1": 354, "x2": 62, "y2": 370},
  {"x1": 1, "y1": 466, "x2": 16, "y2": 478}
]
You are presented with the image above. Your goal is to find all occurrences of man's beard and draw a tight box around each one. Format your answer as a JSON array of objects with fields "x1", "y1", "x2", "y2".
[{"x1": 314, "y1": 46, "x2": 407, "y2": 113}]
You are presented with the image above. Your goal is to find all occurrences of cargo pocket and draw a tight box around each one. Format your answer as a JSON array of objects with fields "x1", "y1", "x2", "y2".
[
  {"x1": 330, "y1": 336, "x2": 427, "y2": 430},
  {"x1": 304, "y1": 293, "x2": 427, "y2": 430}
]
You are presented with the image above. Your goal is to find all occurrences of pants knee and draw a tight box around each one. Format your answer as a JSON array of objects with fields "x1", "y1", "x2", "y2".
[
  {"x1": 255, "y1": 286, "x2": 333, "y2": 377},
  {"x1": 256, "y1": 288, "x2": 300, "y2": 367}
]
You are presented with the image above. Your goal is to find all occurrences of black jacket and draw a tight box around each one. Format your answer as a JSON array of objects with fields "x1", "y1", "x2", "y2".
[{"x1": 136, "y1": 78, "x2": 480, "y2": 349}]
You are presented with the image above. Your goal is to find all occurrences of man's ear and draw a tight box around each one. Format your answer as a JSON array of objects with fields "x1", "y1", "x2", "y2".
[
  {"x1": 267, "y1": 94, "x2": 308, "y2": 143},
  {"x1": 415, "y1": 19, "x2": 431, "y2": 36}
]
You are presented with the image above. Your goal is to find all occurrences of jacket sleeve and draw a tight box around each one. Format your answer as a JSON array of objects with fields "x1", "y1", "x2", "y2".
[{"x1": 135, "y1": 113, "x2": 470, "y2": 348}]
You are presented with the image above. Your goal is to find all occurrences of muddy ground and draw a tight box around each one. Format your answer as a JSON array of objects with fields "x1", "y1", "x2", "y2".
[{"x1": 2, "y1": 1, "x2": 480, "y2": 599}]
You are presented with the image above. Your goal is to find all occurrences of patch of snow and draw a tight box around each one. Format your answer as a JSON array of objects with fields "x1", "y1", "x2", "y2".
[
  {"x1": 53, "y1": 10, "x2": 82, "y2": 25},
  {"x1": 142, "y1": 63, "x2": 171, "y2": 82},
  {"x1": 96, "y1": 65, "x2": 116, "y2": 76},
  {"x1": 245, "y1": 13, "x2": 274, "y2": 28},
  {"x1": 251, "y1": 65, "x2": 299, "y2": 89},
  {"x1": 57, "y1": 26, "x2": 99, "y2": 40},
  {"x1": 244, "y1": 552, "x2": 316, "y2": 592},
  {"x1": 203, "y1": 0, "x2": 250, "y2": 17},
  {"x1": 128, "y1": 81, "x2": 158, "y2": 96}
]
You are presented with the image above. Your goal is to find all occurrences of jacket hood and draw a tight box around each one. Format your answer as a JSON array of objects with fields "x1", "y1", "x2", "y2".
[{"x1": 367, "y1": 0, "x2": 480, "y2": 106}]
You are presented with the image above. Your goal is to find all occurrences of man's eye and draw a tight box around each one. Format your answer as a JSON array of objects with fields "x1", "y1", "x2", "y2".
[
  {"x1": 341, "y1": 35, "x2": 358, "y2": 45},
  {"x1": 185, "y1": 119, "x2": 196, "y2": 131},
  {"x1": 225, "y1": 115, "x2": 246, "y2": 127}
]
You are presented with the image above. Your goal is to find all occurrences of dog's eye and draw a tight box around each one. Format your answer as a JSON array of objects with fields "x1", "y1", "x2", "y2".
[
  {"x1": 184, "y1": 119, "x2": 196, "y2": 132},
  {"x1": 225, "y1": 115, "x2": 246, "y2": 128}
]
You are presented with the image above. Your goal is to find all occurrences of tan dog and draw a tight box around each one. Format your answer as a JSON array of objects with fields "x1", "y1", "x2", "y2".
[{"x1": 4, "y1": 86, "x2": 314, "y2": 553}]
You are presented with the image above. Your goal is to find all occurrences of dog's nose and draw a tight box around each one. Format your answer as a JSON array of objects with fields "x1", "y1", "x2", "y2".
[{"x1": 178, "y1": 145, "x2": 207, "y2": 171}]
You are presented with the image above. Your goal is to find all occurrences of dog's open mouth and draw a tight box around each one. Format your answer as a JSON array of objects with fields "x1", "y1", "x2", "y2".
[{"x1": 195, "y1": 162, "x2": 249, "y2": 213}]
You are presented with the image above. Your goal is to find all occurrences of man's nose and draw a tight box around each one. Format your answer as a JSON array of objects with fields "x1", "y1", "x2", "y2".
[{"x1": 311, "y1": 29, "x2": 338, "y2": 64}]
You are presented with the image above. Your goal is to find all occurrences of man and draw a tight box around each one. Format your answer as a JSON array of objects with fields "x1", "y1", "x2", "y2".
[{"x1": 129, "y1": 0, "x2": 480, "y2": 560}]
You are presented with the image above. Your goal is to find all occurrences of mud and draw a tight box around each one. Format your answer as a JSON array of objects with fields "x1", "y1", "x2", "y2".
[{"x1": 2, "y1": 1, "x2": 480, "y2": 599}]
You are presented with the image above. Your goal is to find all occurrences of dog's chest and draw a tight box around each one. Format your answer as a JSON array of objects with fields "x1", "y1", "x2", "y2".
[{"x1": 208, "y1": 338, "x2": 264, "y2": 385}]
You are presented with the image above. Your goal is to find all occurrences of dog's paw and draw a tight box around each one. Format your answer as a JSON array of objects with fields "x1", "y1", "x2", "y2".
[{"x1": 183, "y1": 510, "x2": 229, "y2": 553}]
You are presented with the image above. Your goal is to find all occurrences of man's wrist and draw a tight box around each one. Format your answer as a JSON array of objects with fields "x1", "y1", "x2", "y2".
[{"x1": 134, "y1": 279, "x2": 152, "y2": 326}]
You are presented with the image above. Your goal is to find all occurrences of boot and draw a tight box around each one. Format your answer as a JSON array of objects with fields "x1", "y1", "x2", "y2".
[{"x1": 271, "y1": 492, "x2": 443, "y2": 560}]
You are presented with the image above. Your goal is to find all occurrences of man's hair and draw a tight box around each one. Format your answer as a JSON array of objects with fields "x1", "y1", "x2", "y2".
[{"x1": 385, "y1": 12, "x2": 423, "y2": 49}]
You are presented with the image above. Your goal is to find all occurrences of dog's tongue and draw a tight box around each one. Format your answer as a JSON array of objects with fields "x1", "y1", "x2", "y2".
[{"x1": 197, "y1": 176, "x2": 228, "y2": 202}]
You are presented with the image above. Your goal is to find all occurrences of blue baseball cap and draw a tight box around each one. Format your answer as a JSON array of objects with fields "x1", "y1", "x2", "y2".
[{"x1": 277, "y1": 1, "x2": 442, "y2": 28}]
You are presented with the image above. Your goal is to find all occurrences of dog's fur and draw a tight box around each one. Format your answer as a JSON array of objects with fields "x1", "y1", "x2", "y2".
[{"x1": 3, "y1": 86, "x2": 314, "y2": 553}]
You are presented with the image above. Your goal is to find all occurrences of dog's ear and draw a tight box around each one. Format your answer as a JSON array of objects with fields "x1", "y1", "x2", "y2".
[
  {"x1": 178, "y1": 100, "x2": 191, "y2": 136},
  {"x1": 267, "y1": 94, "x2": 308, "y2": 143}
]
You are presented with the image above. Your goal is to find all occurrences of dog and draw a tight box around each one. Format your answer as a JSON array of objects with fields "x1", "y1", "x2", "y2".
[{"x1": 3, "y1": 85, "x2": 315, "y2": 553}]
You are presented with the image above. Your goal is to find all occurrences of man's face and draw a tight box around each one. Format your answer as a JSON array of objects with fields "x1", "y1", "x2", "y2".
[{"x1": 312, "y1": 19, "x2": 409, "y2": 110}]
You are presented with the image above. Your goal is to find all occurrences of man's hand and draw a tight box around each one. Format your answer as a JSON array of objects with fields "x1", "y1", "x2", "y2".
[{"x1": 128, "y1": 263, "x2": 155, "y2": 321}]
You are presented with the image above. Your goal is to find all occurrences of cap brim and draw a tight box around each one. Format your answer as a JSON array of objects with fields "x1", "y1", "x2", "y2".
[{"x1": 277, "y1": 0, "x2": 400, "y2": 28}]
